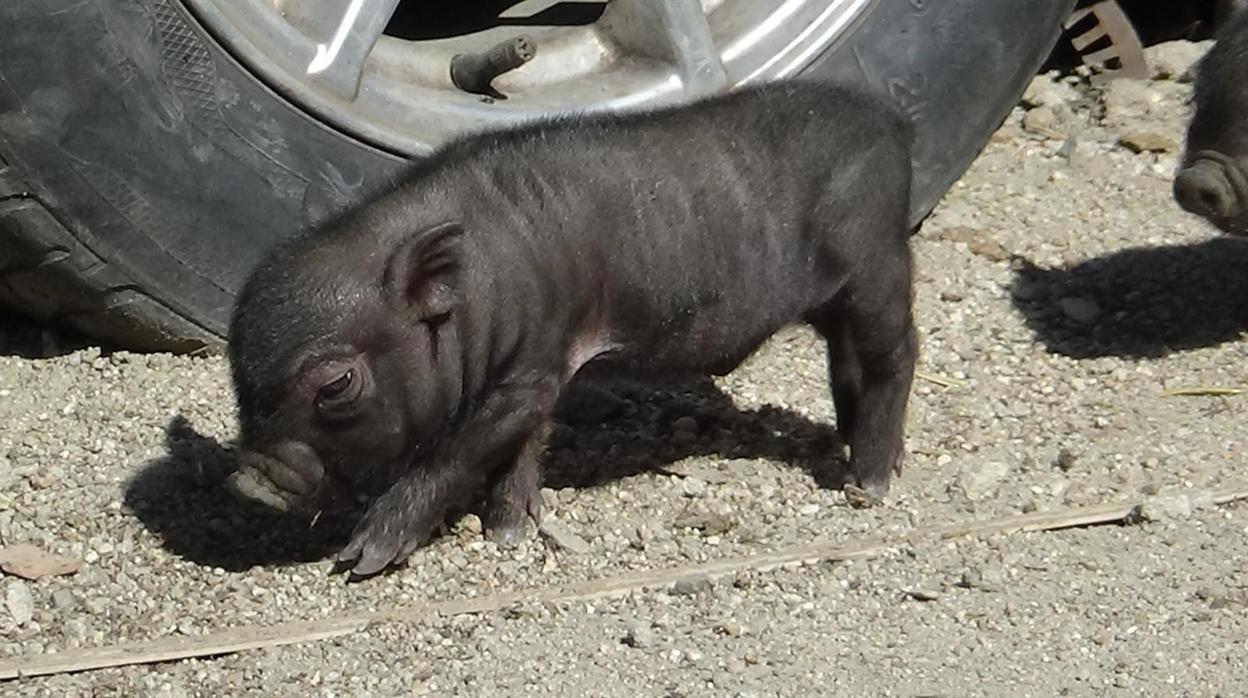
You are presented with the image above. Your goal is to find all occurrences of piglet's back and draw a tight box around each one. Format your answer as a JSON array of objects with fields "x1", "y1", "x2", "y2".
[
  {"x1": 413, "y1": 81, "x2": 913, "y2": 370},
  {"x1": 424, "y1": 80, "x2": 912, "y2": 290}
]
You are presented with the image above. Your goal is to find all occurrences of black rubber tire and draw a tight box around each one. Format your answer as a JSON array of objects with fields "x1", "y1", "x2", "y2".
[{"x1": 0, "y1": 0, "x2": 1075, "y2": 352}]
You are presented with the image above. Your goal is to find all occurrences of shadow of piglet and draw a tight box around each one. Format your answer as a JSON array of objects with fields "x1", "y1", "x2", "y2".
[
  {"x1": 124, "y1": 416, "x2": 353, "y2": 572},
  {"x1": 126, "y1": 378, "x2": 848, "y2": 570},
  {"x1": 1010, "y1": 238, "x2": 1248, "y2": 359}
]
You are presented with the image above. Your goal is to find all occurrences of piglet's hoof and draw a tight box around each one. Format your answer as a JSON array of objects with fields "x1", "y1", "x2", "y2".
[
  {"x1": 485, "y1": 517, "x2": 537, "y2": 549},
  {"x1": 843, "y1": 483, "x2": 886, "y2": 509}
]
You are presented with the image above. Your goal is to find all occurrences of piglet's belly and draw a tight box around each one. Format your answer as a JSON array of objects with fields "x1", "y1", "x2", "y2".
[{"x1": 564, "y1": 328, "x2": 620, "y2": 380}]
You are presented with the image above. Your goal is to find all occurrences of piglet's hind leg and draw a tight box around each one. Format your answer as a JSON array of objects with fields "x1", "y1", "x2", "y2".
[
  {"x1": 816, "y1": 310, "x2": 862, "y2": 462},
  {"x1": 809, "y1": 261, "x2": 916, "y2": 502}
]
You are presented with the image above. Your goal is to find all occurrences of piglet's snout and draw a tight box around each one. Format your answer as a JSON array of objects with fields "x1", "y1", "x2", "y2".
[{"x1": 227, "y1": 442, "x2": 325, "y2": 512}]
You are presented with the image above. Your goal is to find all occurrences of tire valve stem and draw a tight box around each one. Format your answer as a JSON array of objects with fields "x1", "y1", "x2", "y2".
[{"x1": 450, "y1": 36, "x2": 537, "y2": 100}]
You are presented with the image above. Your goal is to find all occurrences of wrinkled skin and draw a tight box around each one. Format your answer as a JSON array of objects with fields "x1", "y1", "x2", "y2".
[
  {"x1": 1175, "y1": 7, "x2": 1248, "y2": 234},
  {"x1": 227, "y1": 80, "x2": 919, "y2": 579}
]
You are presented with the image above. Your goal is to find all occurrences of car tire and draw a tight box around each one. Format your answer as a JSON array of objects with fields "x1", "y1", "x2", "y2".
[{"x1": 0, "y1": 0, "x2": 1075, "y2": 351}]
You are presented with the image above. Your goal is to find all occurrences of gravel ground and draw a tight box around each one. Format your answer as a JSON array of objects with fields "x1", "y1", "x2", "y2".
[{"x1": 3, "y1": 39, "x2": 1248, "y2": 697}]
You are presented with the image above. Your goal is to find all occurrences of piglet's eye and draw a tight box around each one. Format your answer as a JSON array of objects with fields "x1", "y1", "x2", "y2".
[{"x1": 316, "y1": 369, "x2": 361, "y2": 410}]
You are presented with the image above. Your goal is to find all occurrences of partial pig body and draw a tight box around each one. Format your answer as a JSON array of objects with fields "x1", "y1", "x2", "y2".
[
  {"x1": 1175, "y1": 8, "x2": 1248, "y2": 234},
  {"x1": 227, "y1": 80, "x2": 917, "y2": 578}
]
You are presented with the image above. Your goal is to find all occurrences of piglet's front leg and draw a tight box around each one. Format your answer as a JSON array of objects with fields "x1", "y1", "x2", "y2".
[
  {"x1": 482, "y1": 419, "x2": 550, "y2": 548},
  {"x1": 337, "y1": 385, "x2": 555, "y2": 579}
]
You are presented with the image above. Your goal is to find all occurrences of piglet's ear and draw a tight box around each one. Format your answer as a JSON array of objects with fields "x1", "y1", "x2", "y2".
[{"x1": 383, "y1": 221, "x2": 464, "y2": 323}]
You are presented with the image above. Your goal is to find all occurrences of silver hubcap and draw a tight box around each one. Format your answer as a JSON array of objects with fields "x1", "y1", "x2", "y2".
[{"x1": 183, "y1": 0, "x2": 874, "y2": 154}]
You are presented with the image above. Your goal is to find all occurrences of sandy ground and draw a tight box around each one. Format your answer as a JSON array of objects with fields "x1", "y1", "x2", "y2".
[{"x1": 1, "y1": 40, "x2": 1246, "y2": 697}]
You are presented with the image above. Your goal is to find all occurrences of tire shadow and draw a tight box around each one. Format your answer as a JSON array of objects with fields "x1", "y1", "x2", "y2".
[
  {"x1": 124, "y1": 378, "x2": 846, "y2": 571},
  {"x1": 1010, "y1": 237, "x2": 1248, "y2": 359},
  {"x1": 0, "y1": 308, "x2": 93, "y2": 358}
]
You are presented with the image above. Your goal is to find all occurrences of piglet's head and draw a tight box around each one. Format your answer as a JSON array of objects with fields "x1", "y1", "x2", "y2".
[
  {"x1": 1174, "y1": 11, "x2": 1248, "y2": 235},
  {"x1": 225, "y1": 219, "x2": 467, "y2": 514}
]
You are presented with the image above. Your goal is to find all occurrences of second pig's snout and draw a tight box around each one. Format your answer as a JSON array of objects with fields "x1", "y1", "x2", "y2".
[
  {"x1": 1175, "y1": 163, "x2": 1240, "y2": 220},
  {"x1": 1174, "y1": 152, "x2": 1248, "y2": 232}
]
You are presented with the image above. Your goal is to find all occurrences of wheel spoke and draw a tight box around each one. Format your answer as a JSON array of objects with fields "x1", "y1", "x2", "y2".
[
  {"x1": 284, "y1": 0, "x2": 403, "y2": 100},
  {"x1": 189, "y1": 0, "x2": 878, "y2": 155},
  {"x1": 600, "y1": 0, "x2": 729, "y2": 96}
]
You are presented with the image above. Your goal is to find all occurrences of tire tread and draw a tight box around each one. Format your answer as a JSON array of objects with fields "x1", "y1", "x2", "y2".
[{"x1": 0, "y1": 162, "x2": 219, "y2": 352}]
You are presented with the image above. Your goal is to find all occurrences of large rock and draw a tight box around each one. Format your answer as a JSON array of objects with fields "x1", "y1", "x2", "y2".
[
  {"x1": 1145, "y1": 40, "x2": 1213, "y2": 82},
  {"x1": 1101, "y1": 79, "x2": 1165, "y2": 124}
]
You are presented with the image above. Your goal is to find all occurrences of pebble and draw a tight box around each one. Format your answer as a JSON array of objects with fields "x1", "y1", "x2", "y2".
[
  {"x1": 1011, "y1": 276, "x2": 1049, "y2": 301},
  {"x1": 50, "y1": 589, "x2": 76, "y2": 611},
  {"x1": 1101, "y1": 79, "x2": 1164, "y2": 123},
  {"x1": 458, "y1": 514, "x2": 483, "y2": 536},
  {"x1": 540, "y1": 487, "x2": 559, "y2": 510},
  {"x1": 956, "y1": 459, "x2": 1012, "y2": 501},
  {"x1": 937, "y1": 225, "x2": 989, "y2": 244},
  {"x1": 968, "y1": 239, "x2": 1010, "y2": 262},
  {"x1": 622, "y1": 622, "x2": 656, "y2": 649},
  {"x1": 1119, "y1": 131, "x2": 1177, "y2": 154},
  {"x1": 1134, "y1": 490, "x2": 1215, "y2": 523},
  {"x1": 1054, "y1": 449, "x2": 1079, "y2": 472},
  {"x1": 672, "y1": 416, "x2": 699, "y2": 434},
  {"x1": 1022, "y1": 106, "x2": 1069, "y2": 138},
  {"x1": 989, "y1": 125, "x2": 1022, "y2": 143},
  {"x1": 680, "y1": 477, "x2": 708, "y2": 498},
  {"x1": 1057, "y1": 134, "x2": 1080, "y2": 161},
  {"x1": 904, "y1": 588, "x2": 941, "y2": 602},
  {"x1": 957, "y1": 568, "x2": 984, "y2": 590},
  {"x1": 1193, "y1": 585, "x2": 1240, "y2": 610},
  {"x1": 672, "y1": 577, "x2": 713, "y2": 596},
  {"x1": 1144, "y1": 40, "x2": 1211, "y2": 81},
  {"x1": 63, "y1": 617, "x2": 89, "y2": 644},
  {"x1": 538, "y1": 517, "x2": 590, "y2": 554},
  {"x1": 937, "y1": 226, "x2": 1011, "y2": 262},
  {"x1": 672, "y1": 509, "x2": 734, "y2": 535},
  {"x1": 4, "y1": 581, "x2": 34, "y2": 627},
  {"x1": 1021, "y1": 73, "x2": 1081, "y2": 108},
  {"x1": 1058, "y1": 297, "x2": 1102, "y2": 324},
  {"x1": 979, "y1": 564, "x2": 1009, "y2": 592}
]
